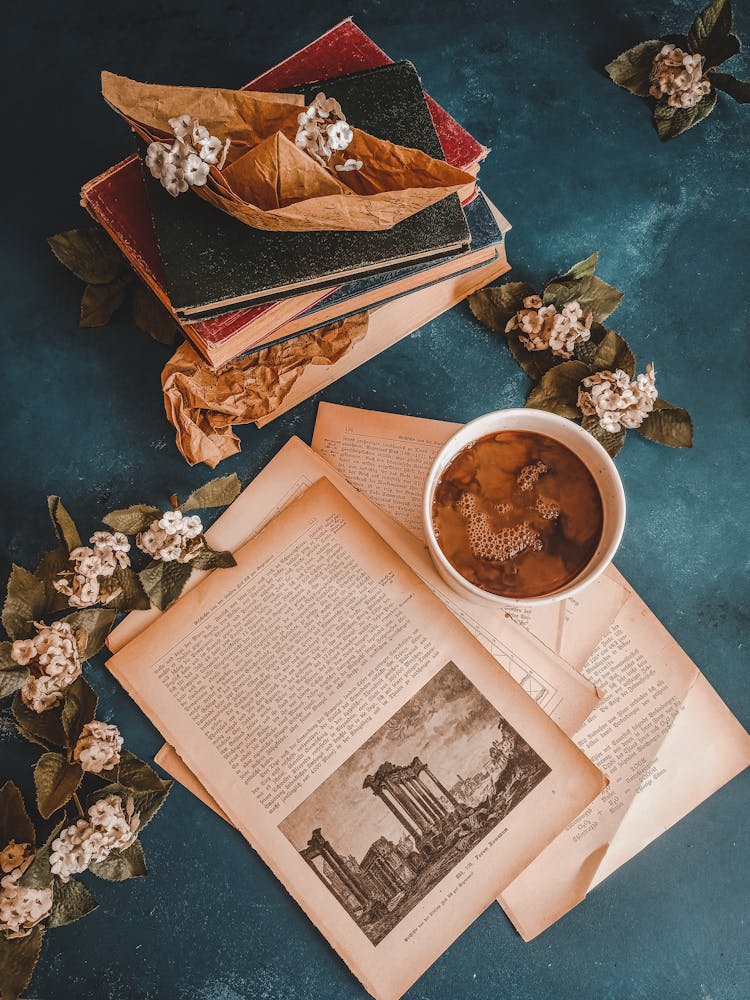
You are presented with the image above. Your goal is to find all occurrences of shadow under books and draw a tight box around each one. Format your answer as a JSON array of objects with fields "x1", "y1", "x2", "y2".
[{"x1": 280, "y1": 661, "x2": 550, "y2": 945}]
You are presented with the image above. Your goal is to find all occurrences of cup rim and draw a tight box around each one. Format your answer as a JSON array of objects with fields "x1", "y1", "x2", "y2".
[{"x1": 422, "y1": 409, "x2": 626, "y2": 607}]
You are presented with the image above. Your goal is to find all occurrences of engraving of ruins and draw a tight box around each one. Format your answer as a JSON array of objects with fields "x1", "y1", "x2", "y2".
[{"x1": 279, "y1": 662, "x2": 550, "y2": 944}]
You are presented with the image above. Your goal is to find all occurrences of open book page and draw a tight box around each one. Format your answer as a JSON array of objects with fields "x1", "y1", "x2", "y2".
[
  {"x1": 109, "y1": 439, "x2": 598, "y2": 737},
  {"x1": 498, "y1": 573, "x2": 750, "y2": 940},
  {"x1": 106, "y1": 477, "x2": 604, "y2": 1000},
  {"x1": 311, "y1": 401, "x2": 627, "y2": 667}
]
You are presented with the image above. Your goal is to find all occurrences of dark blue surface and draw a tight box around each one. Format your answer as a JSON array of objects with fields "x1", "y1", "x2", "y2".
[{"x1": 2, "y1": 2, "x2": 749, "y2": 998}]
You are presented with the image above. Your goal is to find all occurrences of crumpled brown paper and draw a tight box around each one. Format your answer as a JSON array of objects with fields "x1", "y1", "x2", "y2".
[
  {"x1": 162, "y1": 313, "x2": 368, "y2": 467},
  {"x1": 102, "y1": 72, "x2": 475, "y2": 232}
]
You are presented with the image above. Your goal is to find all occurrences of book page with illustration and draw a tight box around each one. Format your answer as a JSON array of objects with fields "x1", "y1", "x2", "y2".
[{"x1": 106, "y1": 476, "x2": 604, "y2": 1000}]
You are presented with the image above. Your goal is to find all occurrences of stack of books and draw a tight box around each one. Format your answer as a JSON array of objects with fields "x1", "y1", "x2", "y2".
[{"x1": 82, "y1": 20, "x2": 510, "y2": 378}]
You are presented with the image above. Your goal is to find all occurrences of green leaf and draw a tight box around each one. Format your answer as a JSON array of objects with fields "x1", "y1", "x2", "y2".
[
  {"x1": 48, "y1": 228, "x2": 127, "y2": 285},
  {"x1": 90, "y1": 840, "x2": 148, "y2": 881},
  {"x1": 138, "y1": 560, "x2": 193, "y2": 612},
  {"x1": 654, "y1": 89, "x2": 717, "y2": 140},
  {"x1": 710, "y1": 70, "x2": 750, "y2": 102},
  {"x1": 102, "y1": 504, "x2": 162, "y2": 535},
  {"x1": 35, "y1": 546, "x2": 69, "y2": 582},
  {"x1": 0, "y1": 644, "x2": 28, "y2": 700},
  {"x1": 106, "y1": 565, "x2": 151, "y2": 612},
  {"x1": 47, "y1": 877, "x2": 98, "y2": 928},
  {"x1": 61, "y1": 676, "x2": 98, "y2": 745},
  {"x1": 189, "y1": 547, "x2": 237, "y2": 572},
  {"x1": 131, "y1": 284, "x2": 180, "y2": 346},
  {"x1": 0, "y1": 781, "x2": 36, "y2": 848},
  {"x1": 180, "y1": 473, "x2": 242, "y2": 512},
  {"x1": 18, "y1": 821, "x2": 64, "y2": 889},
  {"x1": 47, "y1": 496, "x2": 82, "y2": 555},
  {"x1": 93, "y1": 781, "x2": 172, "y2": 834},
  {"x1": 79, "y1": 274, "x2": 132, "y2": 328},
  {"x1": 0, "y1": 665, "x2": 27, "y2": 700},
  {"x1": 525, "y1": 361, "x2": 591, "y2": 418},
  {"x1": 0, "y1": 925, "x2": 43, "y2": 1000},
  {"x1": 544, "y1": 274, "x2": 624, "y2": 324},
  {"x1": 34, "y1": 753, "x2": 83, "y2": 819},
  {"x1": 581, "y1": 415, "x2": 627, "y2": 457},
  {"x1": 116, "y1": 750, "x2": 168, "y2": 792},
  {"x1": 688, "y1": 0, "x2": 733, "y2": 68},
  {"x1": 12, "y1": 694, "x2": 67, "y2": 749},
  {"x1": 467, "y1": 282, "x2": 536, "y2": 333},
  {"x1": 605, "y1": 40, "x2": 664, "y2": 97},
  {"x1": 2, "y1": 565, "x2": 47, "y2": 641},
  {"x1": 62, "y1": 608, "x2": 116, "y2": 659},
  {"x1": 590, "y1": 330, "x2": 636, "y2": 378},
  {"x1": 637, "y1": 402, "x2": 694, "y2": 448}
]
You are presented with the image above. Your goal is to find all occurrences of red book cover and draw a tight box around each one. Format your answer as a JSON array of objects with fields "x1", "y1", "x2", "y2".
[
  {"x1": 247, "y1": 19, "x2": 489, "y2": 172},
  {"x1": 82, "y1": 19, "x2": 489, "y2": 351}
]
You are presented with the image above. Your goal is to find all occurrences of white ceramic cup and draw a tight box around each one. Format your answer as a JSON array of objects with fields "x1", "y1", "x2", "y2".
[{"x1": 422, "y1": 409, "x2": 626, "y2": 608}]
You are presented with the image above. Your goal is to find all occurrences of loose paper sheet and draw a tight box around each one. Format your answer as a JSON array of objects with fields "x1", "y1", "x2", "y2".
[
  {"x1": 106, "y1": 475, "x2": 604, "y2": 1000},
  {"x1": 110, "y1": 439, "x2": 598, "y2": 736},
  {"x1": 307, "y1": 403, "x2": 750, "y2": 938}
]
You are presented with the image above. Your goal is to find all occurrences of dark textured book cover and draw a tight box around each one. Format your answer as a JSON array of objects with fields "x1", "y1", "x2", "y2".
[
  {"x1": 143, "y1": 60, "x2": 471, "y2": 319},
  {"x1": 236, "y1": 191, "x2": 503, "y2": 356}
]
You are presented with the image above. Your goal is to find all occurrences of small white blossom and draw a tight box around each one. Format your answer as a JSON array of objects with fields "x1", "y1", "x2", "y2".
[
  {"x1": 0, "y1": 860, "x2": 53, "y2": 939},
  {"x1": 326, "y1": 120, "x2": 353, "y2": 151},
  {"x1": 335, "y1": 158, "x2": 363, "y2": 172},
  {"x1": 73, "y1": 720, "x2": 123, "y2": 774},
  {"x1": 578, "y1": 364, "x2": 658, "y2": 433},
  {"x1": 12, "y1": 621, "x2": 82, "y2": 713},
  {"x1": 505, "y1": 298, "x2": 593, "y2": 358},
  {"x1": 649, "y1": 44, "x2": 711, "y2": 110},
  {"x1": 168, "y1": 113, "x2": 193, "y2": 140}
]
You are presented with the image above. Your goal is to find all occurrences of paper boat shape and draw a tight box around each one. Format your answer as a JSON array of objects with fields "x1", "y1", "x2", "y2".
[{"x1": 101, "y1": 72, "x2": 475, "y2": 232}]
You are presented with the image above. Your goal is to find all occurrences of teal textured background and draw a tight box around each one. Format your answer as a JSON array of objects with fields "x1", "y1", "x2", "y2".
[{"x1": 1, "y1": 1, "x2": 749, "y2": 997}]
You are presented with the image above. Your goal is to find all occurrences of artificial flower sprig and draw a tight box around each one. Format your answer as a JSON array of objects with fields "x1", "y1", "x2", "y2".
[
  {"x1": 605, "y1": 0, "x2": 749, "y2": 140},
  {"x1": 468, "y1": 252, "x2": 693, "y2": 457}
]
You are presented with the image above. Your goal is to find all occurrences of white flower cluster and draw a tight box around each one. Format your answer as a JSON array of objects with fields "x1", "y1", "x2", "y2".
[
  {"x1": 11, "y1": 621, "x2": 82, "y2": 713},
  {"x1": 505, "y1": 296, "x2": 593, "y2": 358},
  {"x1": 136, "y1": 509, "x2": 204, "y2": 563},
  {"x1": 53, "y1": 530, "x2": 131, "y2": 609},
  {"x1": 0, "y1": 841, "x2": 53, "y2": 939},
  {"x1": 73, "y1": 720, "x2": 123, "y2": 774},
  {"x1": 578, "y1": 364, "x2": 658, "y2": 433},
  {"x1": 49, "y1": 795, "x2": 140, "y2": 883},
  {"x1": 295, "y1": 92, "x2": 362, "y2": 173},
  {"x1": 649, "y1": 44, "x2": 711, "y2": 109},
  {"x1": 145, "y1": 113, "x2": 230, "y2": 198}
]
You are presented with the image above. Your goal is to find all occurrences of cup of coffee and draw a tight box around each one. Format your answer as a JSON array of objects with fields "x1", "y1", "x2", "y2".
[{"x1": 422, "y1": 409, "x2": 626, "y2": 608}]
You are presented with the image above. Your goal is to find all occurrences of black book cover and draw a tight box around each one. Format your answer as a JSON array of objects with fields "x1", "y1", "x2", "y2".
[
  {"x1": 235, "y1": 191, "x2": 503, "y2": 358},
  {"x1": 141, "y1": 61, "x2": 471, "y2": 319}
]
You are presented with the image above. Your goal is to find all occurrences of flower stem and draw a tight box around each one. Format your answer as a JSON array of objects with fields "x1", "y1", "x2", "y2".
[{"x1": 73, "y1": 792, "x2": 84, "y2": 819}]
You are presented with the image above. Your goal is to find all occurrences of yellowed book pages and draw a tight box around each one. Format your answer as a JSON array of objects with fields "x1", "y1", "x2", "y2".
[
  {"x1": 303, "y1": 403, "x2": 749, "y2": 940},
  {"x1": 253, "y1": 247, "x2": 510, "y2": 427},
  {"x1": 106, "y1": 475, "x2": 604, "y2": 1000},
  {"x1": 109, "y1": 439, "x2": 598, "y2": 736}
]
